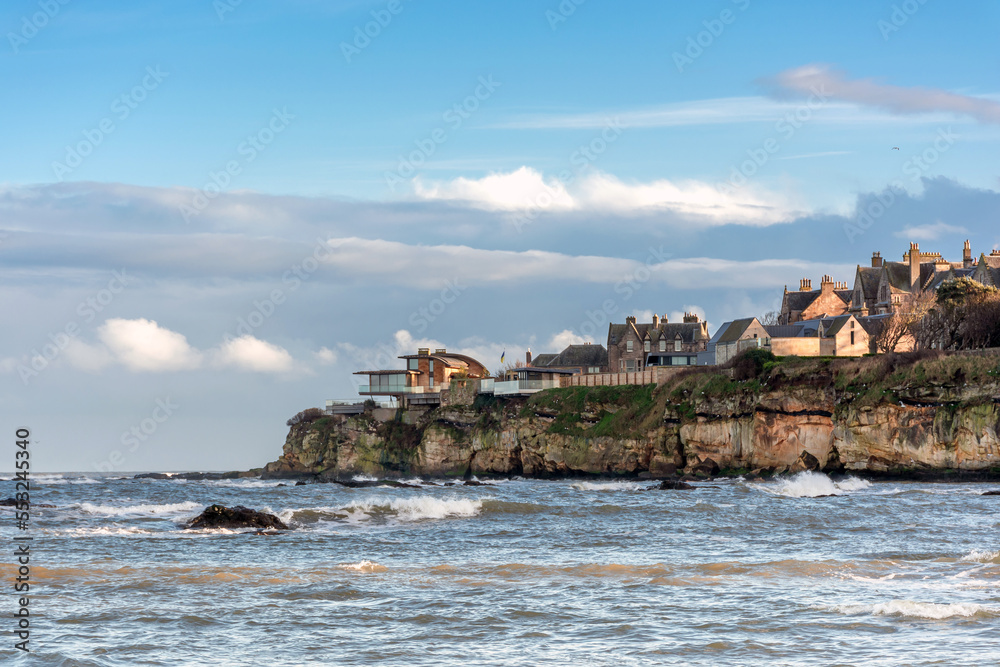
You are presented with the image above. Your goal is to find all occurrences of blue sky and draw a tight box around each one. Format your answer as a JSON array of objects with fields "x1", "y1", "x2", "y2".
[{"x1": 2, "y1": 0, "x2": 999, "y2": 471}]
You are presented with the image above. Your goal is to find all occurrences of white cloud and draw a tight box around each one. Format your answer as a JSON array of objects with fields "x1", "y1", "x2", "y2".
[
  {"x1": 546, "y1": 329, "x2": 594, "y2": 351},
  {"x1": 894, "y1": 222, "x2": 968, "y2": 241},
  {"x1": 98, "y1": 318, "x2": 203, "y2": 372},
  {"x1": 767, "y1": 64, "x2": 1000, "y2": 125},
  {"x1": 412, "y1": 167, "x2": 802, "y2": 225},
  {"x1": 314, "y1": 347, "x2": 338, "y2": 365},
  {"x1": 215, "y1": 336, "x2": 294, "y2": 373}
]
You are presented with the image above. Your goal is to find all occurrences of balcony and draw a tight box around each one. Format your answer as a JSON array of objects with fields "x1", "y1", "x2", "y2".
[
  {"x1": 358, "y1": 385, "x2": 439, "y2": 395},
  {"x1": 493, "y1": 379, "x2": 562, "y2": 396}
]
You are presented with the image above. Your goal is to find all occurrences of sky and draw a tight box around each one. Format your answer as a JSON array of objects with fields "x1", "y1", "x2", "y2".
[{"x1": 2, "y1": 0, "x2": 999, "y2": 472}]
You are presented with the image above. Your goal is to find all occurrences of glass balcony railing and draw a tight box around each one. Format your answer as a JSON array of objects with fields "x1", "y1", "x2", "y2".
[
  {"x1": 493, "y1": 379, "x2": 562, "y2": 395},
  {"x1": 358, "y1": 385, "x2": 439, "y2": 394}
]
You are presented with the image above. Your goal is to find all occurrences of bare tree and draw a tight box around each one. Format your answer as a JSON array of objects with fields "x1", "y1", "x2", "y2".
[
  {"x1": 493, "y1": 359, "x2": 525, "y2": 379},
  {"x1": 759, "y1": 310, "x2": 780, "y2": 326},
  {"x1": 875, "y1": 292, "x2": 936, "y2": 353}
]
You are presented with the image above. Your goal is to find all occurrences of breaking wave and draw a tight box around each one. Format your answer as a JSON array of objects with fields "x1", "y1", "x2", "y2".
[
  {"x1": 960, "y1": 550, "x2": 1000, "y2": 564},
  {"x1": 77, "y1": 501, "x2": 203, "y2": 517},
  {"x1": 832, "y1": 600, "x2": 996, "y2": 619},
  {"x1": 752, "y1": 471, "x2": 871, "y2": 498},
  {"x1": 280, "y1": 496, "x2": 484, "y2": 527},
  {"x1": 571, "y1": 481, "x2": 646, "y2": 492},
  {"x1": 337, "y1": 561, "x2": 388, "y2": 573}
]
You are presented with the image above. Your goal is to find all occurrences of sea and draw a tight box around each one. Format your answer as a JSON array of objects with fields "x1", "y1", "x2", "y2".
[{"x1": 2, "y1": 471, "x2": 999, "y2": 666}]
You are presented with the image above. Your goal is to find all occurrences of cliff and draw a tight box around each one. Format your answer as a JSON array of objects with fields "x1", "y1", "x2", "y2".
[{"x1": 263, "y1": 351, "x2": 1000, "y2": 480}]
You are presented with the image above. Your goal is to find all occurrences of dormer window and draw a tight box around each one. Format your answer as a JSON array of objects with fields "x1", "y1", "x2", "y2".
[
  {"x1": 644, "y1": 341, "x2": 650, "y2": 352},
  {"x1": 674, "y1": 339, "x2": 681, "y2": 352},
  {"x1": 659, "y1": 340, "x2": 666, "y2": 352}
]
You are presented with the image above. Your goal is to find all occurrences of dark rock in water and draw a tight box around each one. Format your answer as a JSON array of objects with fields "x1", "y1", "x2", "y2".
[
  {"x1": 333, "y1": 479, "x2": 421, "y2": 489},
  {"x1": 185, "y1": 504, "x2": 289, "y2": 531},
  {"x1": 650, "y1": 480, "x2": 695, "y2": 491},
  {"x1": 463, "y1": 480, "x2": 485, "y2": 486},
  {"x1": 0, "y1": 497, "x2": 55, "y2": 508},
  {"x1": 134, "y1": 472, "x2": 172, "y2": 479},
  {"x1": 789, "y1": 450, "x2": 821, "y2": 474},
  {"x1": 982, "y1": 490, "x2": 1000, "y2": 496},
  {"x1": 294, "y1": 480, "x2": 309, "y2": 486}
]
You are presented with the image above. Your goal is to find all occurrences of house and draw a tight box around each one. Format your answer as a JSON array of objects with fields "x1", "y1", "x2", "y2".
[
  {"x1": 712, "y1": 317, "x2": 770, "y2": 365},
  {"x1": 530, "y1": 343, "x2": 609, "y2": 375},
  {"x1": 607, "y1": 313, "x2": 709, "y2": 372},
  {"x1": 779, "y1": 275, "x2": 852, "y2": 324},
  {"x1": 354, "y1": 347, "x2": 488, "y2": 407},
  {"x1": 489, "y1": 366, "x2": 576, "y2": 396}
]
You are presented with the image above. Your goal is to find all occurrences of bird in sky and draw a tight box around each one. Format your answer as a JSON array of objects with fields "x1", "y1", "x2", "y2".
[{"x1": 892, "y1": 147, "x2": 900, "y2": 150}]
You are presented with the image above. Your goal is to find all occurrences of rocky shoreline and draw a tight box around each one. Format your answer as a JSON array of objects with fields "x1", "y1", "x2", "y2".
[{"x1": 260, "y1": 352, "x2": 1000, "y2": 483}]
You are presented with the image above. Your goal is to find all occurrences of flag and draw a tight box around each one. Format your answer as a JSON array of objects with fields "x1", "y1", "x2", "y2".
[{"x1": 500, "y1": 350, "x2": 505, "y2": 364}]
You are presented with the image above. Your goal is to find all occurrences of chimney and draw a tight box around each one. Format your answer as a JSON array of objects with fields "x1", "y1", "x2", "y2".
[
  {"x1": 871, "y1": 251, "x2": 882, "y2": 268},
  {"x1": 908, "y1": 242, "x2": 921, "y2": 293},
  {"x1": 964, "y1": 240, "x2": 973, "y2": 268},
  {"x1": 626, "y1": 315, "x2": 636, "y2": 324},
  {"x1": 418, "y1": 348, "x2": 430, "y2": 355},
  {"x1": 526, "y1": 349, "x2": 531, "y2": 365},
  {"x1": 683, "y1": 312, "x2": 699, "y2": 323},
  {"x1": 434, "y1": 348, "x2": 447, "y2": 354},
  {"x1": 662, "y1": 314, "x2": 668, "y2": 324},
  {"x1": 799, "y1": 278, "x2": 812, "y2": 291},
  {"x1": 651, "y1": 314, "x2": 659, "y2": 328}
]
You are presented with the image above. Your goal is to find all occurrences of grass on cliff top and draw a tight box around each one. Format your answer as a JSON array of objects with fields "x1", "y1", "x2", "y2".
[{"x1": 523, "y1": 384, "x2": 668, "y2": 438}]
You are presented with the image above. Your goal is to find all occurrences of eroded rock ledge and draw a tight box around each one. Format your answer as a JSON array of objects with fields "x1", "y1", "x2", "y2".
[{"x1": 263, "y1": 353, "x2": 1000, "y2": 480}]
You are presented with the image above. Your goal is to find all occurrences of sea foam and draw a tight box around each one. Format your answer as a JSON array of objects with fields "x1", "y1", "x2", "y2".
[
  {"x1": 833, "y1": 600, "x2": 994, "y2": 619},
  {"x1": 78, "y1": 501, "x2": 203, "y2": 516},
  {"x1": 571, "y1": 481, "x2": 646, "y2": 492},
  {"x1": 752, "y1": 471, "x2": 871, "y2": 498}
]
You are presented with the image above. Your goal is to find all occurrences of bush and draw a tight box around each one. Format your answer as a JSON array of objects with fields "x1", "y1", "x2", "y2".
[
  {"x1": 730, "y1": 348, "x2": 777, "y2": 381},
  {"x1": 286, "y1": 407, "x2": 324, "y2": 426}
]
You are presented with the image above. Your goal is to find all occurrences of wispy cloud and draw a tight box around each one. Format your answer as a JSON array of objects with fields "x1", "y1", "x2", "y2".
[
  {"x1": 765, "y1": 64, "x2": 1000, "y2": 125},
  {"x1": 777, "y1": 151, "x2": 853, "y2": 161},
  {"x1": 893, "y1": 221, "x2": 968, "y2": 241}
]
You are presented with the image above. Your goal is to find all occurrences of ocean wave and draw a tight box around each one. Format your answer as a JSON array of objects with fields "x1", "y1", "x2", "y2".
[
  {"x1": 31, "y1": 474, "x2": 100, "y2": 485},
  {"x1": 196, "y1": 479, "x2": 291, "y2": 489},
  {"x1": 571, "y1": 481, "x2": 646, "y2": 492},
  {"x1": 60, "y1": 526, "x2": 156, "y2": 537},
  {"x1": 77, "y1": 501, "x2": 203, "y2": 517},
  {"x1": 960, "y1": 550, "x2": 1000, "y2": 564},
  {"x1": 832, "y1": 600, "x2": 996, "y2": 619},
  {"x1": 751, "y1": 471, "x2": 871, "y2": 498},
  {"x1": 279, "y1": 496, "x2": 484, "y2": 527},
  {"x1": 337, "y1": 560, "x2": 388, "y2": 573}
]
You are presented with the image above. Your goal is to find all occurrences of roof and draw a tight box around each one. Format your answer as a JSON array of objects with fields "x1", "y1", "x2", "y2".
[
  {"x1": 717, "y1": 318, "x2": 759, "y2": 344},
  {"x1": 857, "y1": 315, "x2": 889, "y2": 336},
  {"x1": 782, "y1": 290, "x2": 819, "y2": 313},
  {"x1": 856, "y1": 266, "x2": 881, "y2": 300},
  {"x1": 537, "y1": 344, "x2": 608, "y2": 368},
  {"x1": 353, "y1": 369, "x2": 420, "y2": 375},
  {"x1": 835, "y1": 289, "x2": 853, "y2": 304},
  {"x1": 706, "y1": 321, "x2": 732, "y2": 346},
  {"x1": 765, "y1": 325, "x2": 807, "y2": 338},
  {"x1": 608, "y1": 321, "x2": 704, "y2": 345},
  {"x1": 513, "y1": 366, "x2": 578, "y2": 375},
  {"x1": 822, "y1": 315, "x2": 853, "y2": 337}
]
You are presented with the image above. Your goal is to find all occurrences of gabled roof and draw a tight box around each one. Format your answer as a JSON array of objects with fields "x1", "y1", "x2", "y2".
[
  {"x1": 531, "y1": 353, "x2": 557, "y2": 367},
  {"x1": 822, "y1": 315, "x2": 854, "y2": 337},
  {"x1": 856, "y1": 266, "x2": 881, "y2": 299},
  {"x1": 764, "y1": 325, "x2": 806, "y2": 338},
  {"x1": 883, "y1": 262, "x2": 912, "y2": 291},
  {"x1": 717, "y1": 318, "x2": 759, "y2": 344},
  {"x1": 609, "y1": 321, "x2": 704, "y2": 345},
  {"x1": 835, "y1": 289, "x2": 853, "y2": 304},
  {"x1": 857, "y1": 315, "x2": 889, "y2": 336}
]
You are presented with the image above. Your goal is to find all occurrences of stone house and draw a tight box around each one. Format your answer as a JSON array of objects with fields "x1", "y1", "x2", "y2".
[
  {"x1": 607, "y1": 313, "x2": 709, "y2": 372},
  {"x1": 530, "y1": 343, "x2": 609, "y2": 375},
  {"x1": 711, "y1": 317, "x2": 770, "y2": 365},
  {"x1": 779, "y1": 275, "x2": 852, "y2": 325}
]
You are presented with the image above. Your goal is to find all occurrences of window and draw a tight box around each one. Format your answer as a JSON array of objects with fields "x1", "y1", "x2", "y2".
[
  {"x1": 408, "y1": 359, "x2": 419, "y2": 370},
  {"x1": 659, "y1": 340, "x2": 665, "y2": 352},
  {"x1": 626, "y1": 341, "x2": 633, "y2": 352},
  {"x1": 644, "y1": 341, "x2": 650, "y2": 352},
  {"x1": 588, "y1": 366, "x2": 600, "y2": 374},
  {"x1": 625, "y1": 360, "x2": 636, "y2": 372},
  {"x1": 850, "y1": 332, "x2": 855, "y2": 345},
  {"x1": 674, "y1": 339, "x2": 681, "y2": 352}
]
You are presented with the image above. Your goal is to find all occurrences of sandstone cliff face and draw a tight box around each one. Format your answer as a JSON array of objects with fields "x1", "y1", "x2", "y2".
[{"x1": 264, "y1": 376, "x2": 1000, "y2": 479}]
